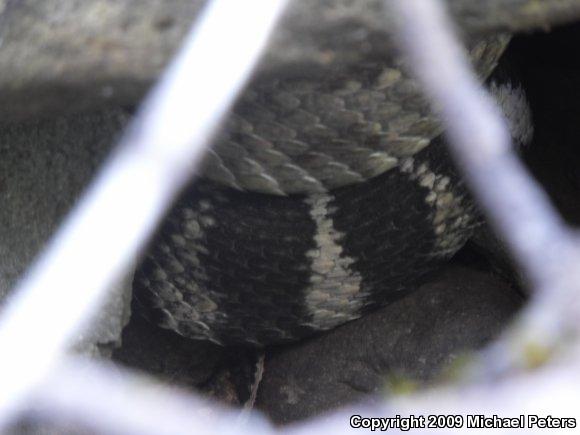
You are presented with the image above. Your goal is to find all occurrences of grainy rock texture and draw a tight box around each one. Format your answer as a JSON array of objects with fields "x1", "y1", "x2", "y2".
[
  {"x1": 1, "y1": 0, "x2": 580, "y2": 122},
  {"x1": 0, "y1": 110, "x2": 133, "y2": 356},
  {"x1": 255, "y1": 266, "x2": 522, "y2": 424}
]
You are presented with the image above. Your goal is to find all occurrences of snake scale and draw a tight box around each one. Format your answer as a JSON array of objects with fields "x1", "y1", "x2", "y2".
[{"x1": 133, "y1": 30, "x2": 533, "y2": 346}]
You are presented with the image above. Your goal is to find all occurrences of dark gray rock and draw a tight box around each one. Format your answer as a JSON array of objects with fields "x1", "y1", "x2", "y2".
[
  {"x1": 0, "y1": 109, "x2": 134, "y2": 356},
  {"x1": 255, "y1": 265, "x2": 523, "y2": 424},
  {"x1": 113, "y1": 314, "x2": 228, "y2": 390},
  {"x1": 112, "y1": 313, "x2": 264, "y2": 408}
]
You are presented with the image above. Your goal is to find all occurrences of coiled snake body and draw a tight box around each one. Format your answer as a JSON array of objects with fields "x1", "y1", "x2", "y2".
[{"x1": 134, "y1": 32, "x2": 533, "y2": 346}]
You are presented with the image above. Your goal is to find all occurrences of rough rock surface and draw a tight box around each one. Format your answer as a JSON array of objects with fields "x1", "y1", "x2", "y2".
[
  {"x1": 0, "y1": 109, "x2": 133, "y2": 356},
  {"x1": 113, "y1": 311, "x2": 265, "y2": 407},
  {"x1": 1, "y1": 0, "x2": 580, "y2": 122},
  {"x1": 255, "y1": 265, "x2": 522, "y2": 424},
  {"x1": 113, "y1": 313, "x2": 228, "y2": 391}
]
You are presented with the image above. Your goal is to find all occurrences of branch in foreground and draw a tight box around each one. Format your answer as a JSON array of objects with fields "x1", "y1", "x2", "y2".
[
  {"x1": 387, "y1": 0, "x2": 580, "y2": 378},
  {"x1": 10, "y1": 0, "x2": 580, "y2": 433},
  {"x1": 0, "y1": 0, "x2": 287, "y2": 427},
  {"x1": 30, "y1": 357, "x2": 271, "y2": 435},
  {"x1": 26, "y1": 352, "x2": 580, "y2": 434}
]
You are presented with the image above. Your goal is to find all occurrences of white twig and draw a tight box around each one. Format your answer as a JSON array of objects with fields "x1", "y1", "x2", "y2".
[
  {"x1": 386, "y1": 0, "x2": 580, "y2": 376},
  {"x1": 27, "y1": 354, "x2": 580, "y2": 435},
  {"x1": 388, "y1": 0, "x2": 580, "y2": 291},
  {"x1": 0, "y1": 0, "x2": 287, "y2": 427},
  {"x1": 31, "y1": 357, "x2": 273, "y2": 435}
]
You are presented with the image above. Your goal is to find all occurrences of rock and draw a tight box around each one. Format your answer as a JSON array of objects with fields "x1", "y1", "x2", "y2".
[
  {"x1": 469, "y1": 224, "x2": 526, "y2": 290},
  {"x1": 113, "y1": 313, "x2": 228, "y2": 390},
  {"x1": 112, "y1": 312, "x2": 263, "y2": 407},
  {"x1": 71, "y1": 272, "x2": 135, "y2": 358},
  {"x1": 255, "y1": 265, "x2": 523, "y2": 424},
  {"x1": 2, "y1": 1, "x2": 580, "y2": 122},
  {"x1": 0, "y1": 109, "x2": 133, "y2": 356}
]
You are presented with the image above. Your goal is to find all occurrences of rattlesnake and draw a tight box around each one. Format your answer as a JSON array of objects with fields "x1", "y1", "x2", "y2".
[{"x1": 133, "y1": 32, "x2": 533, "y2": 346}]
